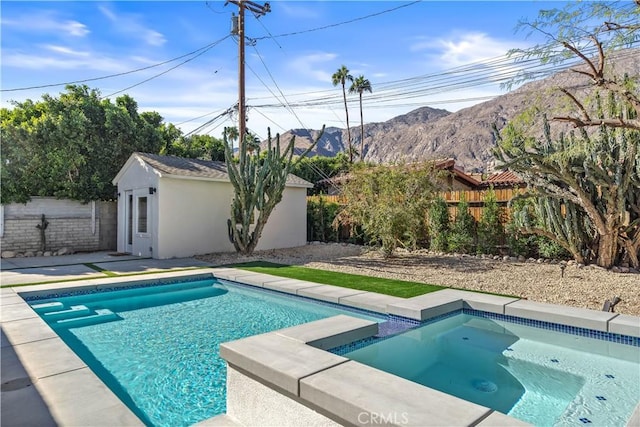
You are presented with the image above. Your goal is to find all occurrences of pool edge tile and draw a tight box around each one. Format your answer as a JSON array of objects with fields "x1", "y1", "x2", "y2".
[
  {"x1": 276, "y1": 315, "x2": 378, "y2": 350},
  {"x1": 504, "y1": 299, "x2": 616, "y2": 332},
  {"x1": 297, "y1": 285, "x2": 369, "y2": 304},
  {"x1": 220, "y1": 333, "x2": 348, "y2": 396},
  {"x1": 299, "y1": 360, "x2": 492, "y2": 427},
  {"x1": 608, "y1": 314, "x2": 640, "y2": 338}
]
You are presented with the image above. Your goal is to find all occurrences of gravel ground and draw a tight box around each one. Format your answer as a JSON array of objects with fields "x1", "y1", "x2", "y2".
[{"x1": 196, "y1": 243, "x2": 640, "y2": 317}]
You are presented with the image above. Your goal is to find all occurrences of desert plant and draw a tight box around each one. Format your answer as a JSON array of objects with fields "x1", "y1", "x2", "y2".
[
  {"x1": 225, "y1": 126, "x2": 325, "y2": 255},
  {"x1": 335, "y1": 162, "x2": 439, "y2": 257},
  {"x1": 428, "y1": 196, "x2": 450, "y2": 252},
  {"x1": 477, "y1": 187, "x2": 504, "y2": 254},
  {"x1": 448, "y1": 194, "x2": 476, "y2": 253}
]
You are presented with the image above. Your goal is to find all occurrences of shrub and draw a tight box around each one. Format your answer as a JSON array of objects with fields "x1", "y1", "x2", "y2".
[
  {"x1": 477, "y1": 187, "x2": 505, "y2": 254},
  {"x1": 448, "y1": 195, "x2": 476, "y2": 253},
  {"x1": 428, "y1": 197, "x2": 450, "y2": 252},
  {"x1": 307, "y1": 196, "x2": 340, "y2": 242}
]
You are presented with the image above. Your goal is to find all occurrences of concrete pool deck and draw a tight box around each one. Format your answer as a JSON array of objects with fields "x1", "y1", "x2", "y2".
[{"x1": 2, "y1": 255, "x2": 639, "y2": 426}]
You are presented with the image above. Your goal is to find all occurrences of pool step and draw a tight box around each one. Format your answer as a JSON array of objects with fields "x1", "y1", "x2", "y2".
[
  {"x1": 54, "y1": 309, "x2": 120, "y2": 328},
  {"x1": 31, "y1": 301, "x2": 65, "y2": 314},
  {"x1": 43, "y1": 305, "x2": 92, "y2": 320}
]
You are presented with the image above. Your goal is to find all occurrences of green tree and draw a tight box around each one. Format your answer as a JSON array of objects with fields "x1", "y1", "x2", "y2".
[
  {"x1": 427, "y1": 197, "x2": 450, "y2": 252},
  {"x1": 289, "y1": 153, "x2": 351, "y2": 192},
  {"x1": 332, "y1": 65, "x2": 354, "y2": 162},
  {"x1": 496, "y1": 112, "x2": 639, "y2": 267},
  {"x1": 507, "y1": 1, "x2": 640, "y2": 130},
  {"x1": 0, "y1": 85, "x2": 169, "y2": 203},
  {"x1": 225, "y1": 126, "x2": 239, "y2": 153},
  {"x1": 224, "y1": 126, "x2": 325, "y2": 255},
  {"x1": 335, "y1": 163, "x2": 438, "y2": 257},
  {"x1": 164, "y1": 134, "x2": 226, "y2": 161},
  {"x1": 498, "y1": 2, "x2": 640, "y2": 267},
  {"x1": 307, "y1": 196, "x2": 341, "y2": 242},
  {"x1": 348, "y1": 75, "x2": 373, "y2": 162},
  {"x1": 448, "y1": 194, "x2": 476, "y2": 253},
  {"x1": 477, "y1": 187, "x2": 504, "y2": 254}
]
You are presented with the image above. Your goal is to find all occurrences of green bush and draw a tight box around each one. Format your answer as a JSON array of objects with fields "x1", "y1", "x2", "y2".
[
  {"x1": 428, "y1": 197, "x2": 450, "y2": 252},
  {"x1": 536, "y1": 236, "x2": 571, "y2": 259},
  {"x1": 307, "y1": 197, "x2": 340, "y2": 242},
  {"x1": 334, "y1": 163, "x2": 439, "y2": 257},
  {"x1": 448, "y1": 195, "x2": 476, "y2": 253},
  {"x1": 477, "y1": 187, "x2": 505, "y2": 254}
]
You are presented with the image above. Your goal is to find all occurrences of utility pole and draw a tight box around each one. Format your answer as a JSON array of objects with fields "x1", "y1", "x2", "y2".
[{"x1": 227, "y1": 0, "x2": 270, "y2": 151}]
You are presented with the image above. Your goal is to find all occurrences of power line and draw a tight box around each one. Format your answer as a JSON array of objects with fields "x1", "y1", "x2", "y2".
[
  {"x1": 1, "y1": 37, "x2": 231, "y2": 93},
  {"x1": 102, "y1": 35, "x2": 231, "y2": 99},
  {"x1": 252, "y1": 1, "x2": 422, "y2": 41}
]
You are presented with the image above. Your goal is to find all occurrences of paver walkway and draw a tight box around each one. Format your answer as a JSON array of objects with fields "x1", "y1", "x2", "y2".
[{"x1": 0, "y1": 251, "x2": 213, "y2": 286}]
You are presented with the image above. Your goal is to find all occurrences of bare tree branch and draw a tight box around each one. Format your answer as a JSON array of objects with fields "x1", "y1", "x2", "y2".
[{"x1": 551, "y1": 116, "x2": 640, "y2": 130}]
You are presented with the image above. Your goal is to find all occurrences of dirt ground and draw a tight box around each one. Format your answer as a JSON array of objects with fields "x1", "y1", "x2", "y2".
[{"x1": 196, "y1": 243, "x2": 640, "y2": 317}]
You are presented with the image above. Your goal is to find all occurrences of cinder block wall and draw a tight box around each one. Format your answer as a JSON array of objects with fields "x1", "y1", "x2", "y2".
[{"x1": 0, "y1": 197, "x2": 117, "y2": 253}]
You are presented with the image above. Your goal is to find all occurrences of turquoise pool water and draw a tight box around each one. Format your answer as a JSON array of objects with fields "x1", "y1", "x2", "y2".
[
  {"x1": 340, "y1": 313, "x2": 640, "y2": 426},
  {"x1": 29, "y1": 278, "x2": 383, "y2": 427}
]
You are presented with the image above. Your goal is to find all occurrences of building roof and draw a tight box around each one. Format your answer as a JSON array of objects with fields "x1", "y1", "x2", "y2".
[
  {"x1": 484, "y1": 170, "x2": 525, "y2": 187},
  {"x1": 137, "y1": 152, "x2": 229, "y2": 180},
  {"x1": 113, "y1": 152, "x2": 313, "y2": 188}
]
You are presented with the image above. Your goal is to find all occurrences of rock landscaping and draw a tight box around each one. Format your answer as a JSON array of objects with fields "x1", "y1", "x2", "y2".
[{"x1": 197, "y1": 242, "x2": 640, "y2": 317}]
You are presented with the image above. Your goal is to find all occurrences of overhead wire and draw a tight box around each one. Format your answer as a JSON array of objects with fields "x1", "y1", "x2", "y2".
[
  {"x1": 252, "y1": 1, "x2": 422, "y2": 41},
  {"x1": 1, "y1": 36, "x2": 232, "y2": 93},
  {"x1": 102, "y1": 35, "x2": 231, "y2": 98},
  {"x1": 245, "y1": 15, "x2": 341, "y2": 185}
]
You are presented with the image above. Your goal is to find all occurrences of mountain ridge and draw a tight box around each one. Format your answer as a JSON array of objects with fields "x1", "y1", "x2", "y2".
[{"x1": 267, "y1": 49, "x2": 639, "y2": 172}]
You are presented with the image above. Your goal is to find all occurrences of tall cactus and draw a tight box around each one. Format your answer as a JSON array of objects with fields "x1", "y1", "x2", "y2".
[
  {"x1": 224, "y1": 126, "x2": 325, "y2": 255},
  {"x1": 495, "y1": 100, "x2": 640, "y2": 268}
]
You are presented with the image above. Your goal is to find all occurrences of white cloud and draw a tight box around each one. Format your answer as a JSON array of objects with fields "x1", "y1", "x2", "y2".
[
  {"x1": 412, "y1": 32, "x2": 519, "y2": 67},
  {"x1": 1, "y1": 51, "x2": 127, "y2": 72},
  {"x1": 289, "y1": 52, "x2": 337, "y2": 83},
  {"x1": 1, "y1": 12, "x2": 89, "y2": 37},
  {"x1": 278, "y1": 3, "x2": 325, "y2": 20},
  {"x1": 42, "y1": 45, "x2": 90, "y2": 57},
  {"x1": 98, "y1": 5, "x2": 167, "y2": 47}
]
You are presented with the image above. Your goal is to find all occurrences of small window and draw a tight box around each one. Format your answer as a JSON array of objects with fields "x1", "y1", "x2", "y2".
[
  {"x1": 137, "y1": 196, "x2": 148, "y2": 233},
  {"x1": 127, "y1": 194, "x2": 133, "y2": 245}
]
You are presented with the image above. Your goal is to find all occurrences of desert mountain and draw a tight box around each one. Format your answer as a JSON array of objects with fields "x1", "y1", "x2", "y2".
[{"x1": 269, "y1": 49, "x2": 639, "y2": 173}]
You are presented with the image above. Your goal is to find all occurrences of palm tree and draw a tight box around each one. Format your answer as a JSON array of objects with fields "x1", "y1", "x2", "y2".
[
  {"x1": 349, "y1": 75, "x2": 372, "y2": 162},
  {"x1": 225, "y1": 126, "x2": 239, "y2": 154},
  {"x1": 332, "y1": 65, "x2": 354, "y2": 162}
]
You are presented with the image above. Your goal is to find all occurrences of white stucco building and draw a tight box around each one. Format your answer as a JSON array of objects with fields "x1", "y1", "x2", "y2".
[{"x1": 112, "y1": 152, "x2": 312, "y2": 259}]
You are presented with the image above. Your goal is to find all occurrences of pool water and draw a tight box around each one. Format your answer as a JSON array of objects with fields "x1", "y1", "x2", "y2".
[
  {"x1": 340, "y1": 313, "x2": 640, "y2": 426},
  {"x1": 29, "y1": 278, "x2": 383, "y2": 427}
]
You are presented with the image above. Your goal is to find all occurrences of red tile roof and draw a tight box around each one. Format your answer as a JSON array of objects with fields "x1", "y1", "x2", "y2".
[{"x1": 485, "y1": 170, "x2": 525, "y2": 187}]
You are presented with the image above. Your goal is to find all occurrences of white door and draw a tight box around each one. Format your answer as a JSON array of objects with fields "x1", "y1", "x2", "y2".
[{"x1": 131, "y1": 188, "x2": 153, "y2": 257}]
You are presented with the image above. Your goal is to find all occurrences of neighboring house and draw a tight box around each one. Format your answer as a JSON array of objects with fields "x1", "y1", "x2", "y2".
[
  {"x1": 481, "y1": 170, "x2": 527, "y2": 189},
  {"x1": 112, "y1": 152, "x2": 312, "y2": 259}
]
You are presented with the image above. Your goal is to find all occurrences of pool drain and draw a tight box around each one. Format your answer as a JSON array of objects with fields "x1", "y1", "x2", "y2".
[{"x1": 471, "y1": 379, "x2": 498, "y2": 393}]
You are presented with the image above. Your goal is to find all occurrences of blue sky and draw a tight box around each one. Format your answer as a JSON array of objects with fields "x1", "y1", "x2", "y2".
[{"x1": 1, "y1": 1, "x2": 563, "y2": 139}]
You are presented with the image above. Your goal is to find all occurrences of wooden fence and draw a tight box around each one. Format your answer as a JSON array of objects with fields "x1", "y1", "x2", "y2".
[{"x1": 308, "y1": 188, "x2": 522, "y2": 224}]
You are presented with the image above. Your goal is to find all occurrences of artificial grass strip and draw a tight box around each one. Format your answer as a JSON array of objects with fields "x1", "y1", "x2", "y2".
[
  {"x1": 83, "y1": 263, "x2": 118, "y2": 277},
  {"x1": 232, "y1": 261, "x2": 445, "y2": 298}
]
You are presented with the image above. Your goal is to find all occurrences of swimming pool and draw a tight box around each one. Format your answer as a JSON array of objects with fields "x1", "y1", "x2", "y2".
[
  {"x1": 27, "y1": 277, "x2": 384, "y2": 427},
  {"x1": 335, "y1": 311, "x2": 640, "y2": 426}
]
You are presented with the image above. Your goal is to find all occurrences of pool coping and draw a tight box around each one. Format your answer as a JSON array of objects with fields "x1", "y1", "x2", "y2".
[{"x1": 1, "y1": 268, "x2": 639, "y2": 426}]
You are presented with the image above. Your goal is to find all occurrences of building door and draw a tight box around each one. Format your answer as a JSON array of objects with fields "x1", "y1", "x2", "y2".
[
  {"x1": 124, "y1": 191, "x2": 133, "y2": 254},
  {"x1": 131, "y1": 188, "x2": 153, "y2": 257}
]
